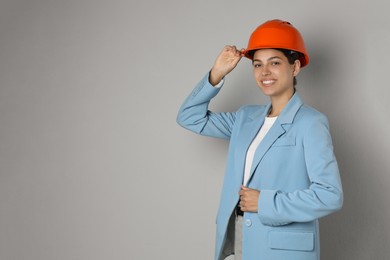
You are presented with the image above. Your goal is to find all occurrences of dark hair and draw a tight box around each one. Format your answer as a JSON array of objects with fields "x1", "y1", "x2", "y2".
[
  {"x1": 250, "y1": 48, "x2": 302, "y2": 86},
  {"x1": 276, "y1": 49, "x2": 302, "y2": 86}
]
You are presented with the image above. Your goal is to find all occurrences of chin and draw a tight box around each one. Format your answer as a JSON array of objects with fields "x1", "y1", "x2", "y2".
[{"x1": 258, "y1": 87, "x2": 274, "y2": 96}]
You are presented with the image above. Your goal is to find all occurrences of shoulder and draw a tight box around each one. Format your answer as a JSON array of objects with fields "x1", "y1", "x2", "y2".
[
  {"x1": 297, "y1": 104, "x2": 329, "y2": 124},
  {"x1": 294, "y1": 105, "x2": 333, "y2": 142},
  {"x1": 291, "y1": 104, "x2": 331, "y2": 138}
]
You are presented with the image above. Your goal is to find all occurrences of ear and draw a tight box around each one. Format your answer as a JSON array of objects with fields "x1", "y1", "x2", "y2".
[{"x1": 293, "y1": 59, "x2": 301, "y2": 76}]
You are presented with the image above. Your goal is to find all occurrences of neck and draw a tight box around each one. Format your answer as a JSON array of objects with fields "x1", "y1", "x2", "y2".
[{"x1": 268, "y1": 88, "x2": 295, "y2": 117}]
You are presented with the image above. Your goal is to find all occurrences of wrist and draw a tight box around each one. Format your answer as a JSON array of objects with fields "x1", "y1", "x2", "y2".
[{"x1": 209, "y1": 69, "x2": 224, "y2": 86}]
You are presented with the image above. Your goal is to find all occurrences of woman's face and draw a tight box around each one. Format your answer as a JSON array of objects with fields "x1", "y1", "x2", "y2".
[{"x1": 252, "y1": 49, "x2": 300, "y2": 99}]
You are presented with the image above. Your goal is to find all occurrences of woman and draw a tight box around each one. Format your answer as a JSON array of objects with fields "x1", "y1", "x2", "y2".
[{"x1": 177, "y1": 19, "x2": 343, "y2": 260}]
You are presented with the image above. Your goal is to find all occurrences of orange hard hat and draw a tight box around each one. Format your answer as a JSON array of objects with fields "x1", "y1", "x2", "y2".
[{"x1": 243, "y1": 19, "x2": 310, "y2": 67}]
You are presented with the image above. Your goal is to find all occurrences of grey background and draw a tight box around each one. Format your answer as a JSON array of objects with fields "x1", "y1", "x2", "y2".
[{"x1": 1, "y1": 0, "x2": 389, "y2": 259}]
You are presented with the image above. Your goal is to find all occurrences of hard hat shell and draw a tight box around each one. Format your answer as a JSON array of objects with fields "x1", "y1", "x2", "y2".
[{"x1": 243, "y1": 19, "x2": 310, "y2": 67}]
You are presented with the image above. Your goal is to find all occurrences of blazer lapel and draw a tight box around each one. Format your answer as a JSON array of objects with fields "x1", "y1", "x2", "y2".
[
  {"x1": 247, "y1": 92, "x2": 304, "y2": 184},
  {"x1": 233, "y1": 104, "x2": 271, "y2": 185},
  {"x1": 248, "y1": 120, "x2": 285, "y2": 179}
]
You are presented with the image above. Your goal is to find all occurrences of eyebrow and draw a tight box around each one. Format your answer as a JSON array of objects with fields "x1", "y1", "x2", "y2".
[{"x1": 252, "y1": 56, "x2": 283, "y2": 64}]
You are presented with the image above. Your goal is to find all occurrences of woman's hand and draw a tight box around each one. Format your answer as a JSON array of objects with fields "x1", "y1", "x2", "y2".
[
  {"x1": 239, "y1": 186, "x2": 260, "y2": 213},
  {"x1": 209, "y1": 45, "x2": 245, "y2": 86}
]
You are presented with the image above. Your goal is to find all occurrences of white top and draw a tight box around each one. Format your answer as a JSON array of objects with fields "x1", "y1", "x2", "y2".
[{"x1": 243, "y1": 116, "x2": 277, "y2": 185}]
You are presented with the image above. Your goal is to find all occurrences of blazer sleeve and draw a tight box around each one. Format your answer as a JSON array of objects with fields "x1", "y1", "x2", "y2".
[
  {"x1": 176, "y1": 73, "x2": 236, "y2": 140},
  {"x1": 257, "y1": 113, "x2": 343, "y2": 226}
]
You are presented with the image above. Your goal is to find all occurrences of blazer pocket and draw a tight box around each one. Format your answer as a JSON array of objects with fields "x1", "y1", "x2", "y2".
[
  {"x1": 268, "y1": 230, "x2": 314, "y2": 251},
  {"x1": 272, "y1": 136, "x2": 296, "y2": 147}
]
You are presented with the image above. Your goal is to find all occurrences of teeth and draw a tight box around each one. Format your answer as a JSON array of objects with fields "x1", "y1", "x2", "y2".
[{"x1": 262, "y1": 80, "x2": 274, "y2": 84}]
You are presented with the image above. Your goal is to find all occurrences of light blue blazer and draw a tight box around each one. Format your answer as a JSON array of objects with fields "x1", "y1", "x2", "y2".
[{"x1": 177, "y1": 73, "x2": 343, "y2": 260}]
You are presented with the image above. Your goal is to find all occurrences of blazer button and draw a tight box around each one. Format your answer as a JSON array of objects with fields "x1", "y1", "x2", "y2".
[{"x1": 245, "y1": 219, "x2": 252, "y2": 227}]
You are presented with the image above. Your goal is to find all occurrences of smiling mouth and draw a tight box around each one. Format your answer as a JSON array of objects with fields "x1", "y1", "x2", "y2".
[{"x1": 261, "y1": 80, "x2": 276, "y2": 85}]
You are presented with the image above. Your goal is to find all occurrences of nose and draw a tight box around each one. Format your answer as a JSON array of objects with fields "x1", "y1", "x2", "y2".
[{"x1": 261, "y1": 65, "x2": 271, "y2": 76}]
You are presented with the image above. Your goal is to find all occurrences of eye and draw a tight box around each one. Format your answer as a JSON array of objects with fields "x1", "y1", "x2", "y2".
[
  {"x1": 253, "y1": 63, "x2": 262, "y2": 68},
  {"x1": 271, "y1": 61, "x2": 280, "y2": 65}
]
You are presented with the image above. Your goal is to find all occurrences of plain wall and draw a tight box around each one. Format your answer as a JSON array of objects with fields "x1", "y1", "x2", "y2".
[{"x1": 1, "y1": 0, "x2": 389, "y2": 259}]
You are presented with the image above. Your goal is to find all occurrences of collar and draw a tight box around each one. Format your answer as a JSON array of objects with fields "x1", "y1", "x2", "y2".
[
  {"x1": 247, "y1": 91, "x2": 303, "y2": 124},
  {"x1": 277, "y1": 91, "x2": 304, "y2": 125}
]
